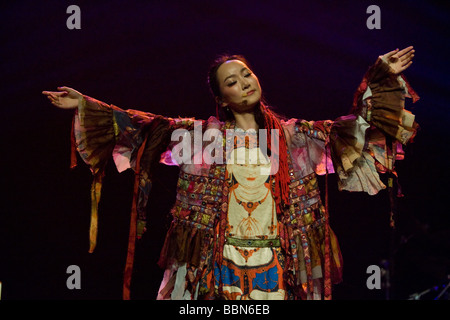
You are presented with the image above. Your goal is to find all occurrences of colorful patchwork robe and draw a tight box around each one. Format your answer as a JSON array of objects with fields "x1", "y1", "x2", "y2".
[{"x1": 71, "y1": 57, "x2": 419, "y2": 300}]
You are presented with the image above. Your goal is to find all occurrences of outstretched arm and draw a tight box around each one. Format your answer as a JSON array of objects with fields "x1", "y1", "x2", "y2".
[
  {"x1": 42, "y1": 86, "x2": 177, "y2": 253},
  {"x1": 327, "y1": 46, "x2": 419, "y2": 194}
]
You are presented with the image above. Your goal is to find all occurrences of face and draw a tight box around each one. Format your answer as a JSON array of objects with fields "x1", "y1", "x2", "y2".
[
  {"x1": 216, "y1": 59, "x2": 262, "y2": 113},
  {"x1": 227, "y1": 147, "x2": 271, "y2": 189}
]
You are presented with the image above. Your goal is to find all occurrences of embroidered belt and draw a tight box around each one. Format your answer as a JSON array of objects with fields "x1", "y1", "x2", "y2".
[{"x1": 225, "y1": 237, "x2": 281, "y2": 248}]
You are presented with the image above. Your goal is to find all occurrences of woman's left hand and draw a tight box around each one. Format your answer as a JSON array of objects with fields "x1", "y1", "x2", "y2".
[{"x1": 381, "y1": 46, "x2": 415, "y2": 74}]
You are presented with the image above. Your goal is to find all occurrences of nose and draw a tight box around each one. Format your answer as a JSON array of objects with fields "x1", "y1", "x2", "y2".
[{"x1": 241, "y1": 78, "x2": 250, "y2": 90}]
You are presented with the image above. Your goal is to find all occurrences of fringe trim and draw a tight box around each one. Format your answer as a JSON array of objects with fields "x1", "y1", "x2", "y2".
[{"x1": 123, "y1": 134, "x2": 149, "y2": 300}]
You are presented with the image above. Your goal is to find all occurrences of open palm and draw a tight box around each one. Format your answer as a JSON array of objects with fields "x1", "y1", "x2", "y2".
[{"x1": 381, "y1": 46, "x2": 415, "y2": 75}]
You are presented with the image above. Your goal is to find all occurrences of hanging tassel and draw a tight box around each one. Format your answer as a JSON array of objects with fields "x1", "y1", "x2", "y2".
[
  {"x1": 386, "y1": 138, "x2": 398, "y2": 229},
  {"x1": 88, "y1": 173, "x2": 103, "y2": 253},
  {"x1": 123, "y1": 134, "x2": 149, "y2": 300},
  {"x1": 214, "y1": 163, "x2": 230, "y2": 298},
  {"x1": 70, "y1": 115, "x2": 78, "y2": 169},
  {"x1": 71, "y1": 114, "x2": 104, "y2": 252},
  {"x1": 388, "y1": 176, "x2": 396, "y2": 229},
  {"x1": 400, "y1": 74, "x2": 420, "y2": 103},
  {"x1": 323, "y1": 138, "x2": 332, "y2": 300},
  {"x1": 261, "y1": 104, "x2": 290, "y2": 213},
  {"x1": 352, "y1": 77, "x2": 368, "y2": 111},
  {"x1": 391, "y1": 171, "x2": 404, "y2": 198},
  {"x1": 71, "y1": 112, "x2": 102, "y2": 254}
]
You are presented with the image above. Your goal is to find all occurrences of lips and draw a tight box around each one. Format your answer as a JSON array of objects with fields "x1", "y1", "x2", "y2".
[
  {"x1": 243, "y1": 90, "x2": 255, "y2": 97},
  {"x1": 246, "y1": 177, "x2": 256, "y2": 181}
]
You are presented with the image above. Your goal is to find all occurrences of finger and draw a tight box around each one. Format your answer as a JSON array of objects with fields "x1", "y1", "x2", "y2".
[
  {"x1": 397, "y1": 46, "x2": 414, "y2": 57},
  {"x1": 400, "y1": 50, "x2": 415, "y2": 62},
  {"x1": 402, "y1": 56, "x2": 414, "y2": 67},
  {"x1": 47, "y1": 93, "x2": 57, "y2": 100},
  {"x1": 384, "y1": 48, "x2": 400, "y2": 59},
  {"x1": 43, "y1": 91, "x2": 58, "y2": 97},
  {"x1": 399, "y1": 61, "x2": 413, "y2": 72},
  {"x1": 52, "y1": 92, "x2": 65, "y2": 100},
  {"x1": 47, "y1": 96, "x2": 60, "y2": 105},
  {"x1": 400, "y1": 48, "x2": 414, "y2": 57},
  {"x1": 49, "y1": 97, "x2": 61, "y2": 106},
  {"x1": 57, "y1": 86, "x2": 72, "y2": 93},
  {"x1": 43, "y1": 90, "x2": 65, "y2": 97}
]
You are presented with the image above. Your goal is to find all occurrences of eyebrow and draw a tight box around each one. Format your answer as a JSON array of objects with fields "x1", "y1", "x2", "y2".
[{"x1": 223, "y1": 67, "x2": 249, "y2": 83}]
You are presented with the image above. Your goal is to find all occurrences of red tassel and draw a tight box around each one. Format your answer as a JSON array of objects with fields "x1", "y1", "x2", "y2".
[
  {"x1": 123, "y1": 134, "x2": 149, "y2": 300},
  {"x1": 400, "y1": 74, "x2": 420, "y2": 103},
  {"x1": 352, "y1": 77, "x2": 368, "y2": 111},
  {"x1": 261, "y1": 104, "x2": 290, "y2": 213},
  {"x1": 70, "y1": 115, "x2": 78, "y2": 169},
  {"x1": 323, "y1": 139, "x2": 332, "y2": 300}
]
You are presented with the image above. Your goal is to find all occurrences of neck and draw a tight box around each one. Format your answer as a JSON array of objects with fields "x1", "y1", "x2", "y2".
[{"x1": 232, "y1": 111, "x2": 259, "y2": 131}]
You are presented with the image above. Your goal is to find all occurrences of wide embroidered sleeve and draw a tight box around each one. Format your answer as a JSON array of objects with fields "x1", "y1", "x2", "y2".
[
  {"x1": 73, "y1": 95, "x2": 199, "y2": 174},
  {"x1": 286, "y1": 57, "x2": 419, "y2": 195},
  {"x1": 71, "y1": 95, "x2": 198, "y2": 253},
  {"x1": 72, "y1": 95, "x2": 118, "y2": 174},
  {"x1": 329, "y1": 57, "x2": 419, "y2": 195},
  {"x1": 71, "y1": 95, "x2": 204, "y2": 299}
]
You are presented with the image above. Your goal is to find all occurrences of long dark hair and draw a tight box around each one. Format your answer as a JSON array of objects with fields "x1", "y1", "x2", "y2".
[
  {"x1": 206, "y1": 54, "x2": 285, "y2": 129},
  {"x1": 206, "y1": 53, "x2": 290, "y2": 215}
]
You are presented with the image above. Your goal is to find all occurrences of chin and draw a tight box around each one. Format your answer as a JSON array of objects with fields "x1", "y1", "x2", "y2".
[{"x1": 240, "y1": 100, "x2": 261, "y2": 113}]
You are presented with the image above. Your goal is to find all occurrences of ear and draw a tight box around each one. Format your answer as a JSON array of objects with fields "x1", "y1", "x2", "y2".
[{"x1": 215, "y1": 96, "x2": 228, "y2": 108}]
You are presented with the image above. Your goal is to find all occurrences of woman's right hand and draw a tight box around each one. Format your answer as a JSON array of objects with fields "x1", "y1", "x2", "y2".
[{"x1": 42, "y1": 86, "x2": 83, "y2": 109}]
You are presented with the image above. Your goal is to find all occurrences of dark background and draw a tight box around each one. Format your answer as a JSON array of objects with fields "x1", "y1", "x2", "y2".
[{"x1": 1, "y1": 0, "x2": 449, "y2": 301}]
